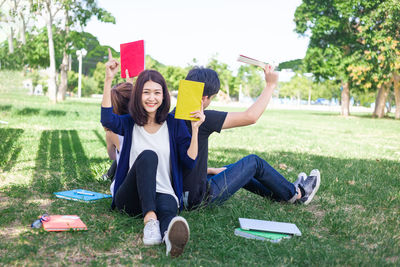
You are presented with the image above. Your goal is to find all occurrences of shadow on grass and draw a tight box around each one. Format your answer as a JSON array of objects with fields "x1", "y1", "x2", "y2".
[
  {"x1": 92, "y1": 129, "x2": 106, "y2": 148},
  {"x1": 31, "y1": 130, "x2": 94, "y2": 193},
  {"x1": 0, "y1": 128, "x2": 24, "y2": 172},
  {"x1": 43, "y1": 110, "x2": 67, "y2": 117},
  {"x1": 0, "y1": 104, "x2": 12, "y2": 111},
  {"x1": 208, "y1": 147, "x2": 400, "y2": 207},
  {"x1": 11, "y1": 107, "x2": 68, "y2": 117},
  {"x1": 14, "y1": 107, "x2": 40, "y2": 116},
  {"x1": 1, "y1": 144, "x2": 400, "y2": 265}
]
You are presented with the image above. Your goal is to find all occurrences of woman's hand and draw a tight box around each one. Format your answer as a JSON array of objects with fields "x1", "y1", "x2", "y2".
[
  {"x1": 186, "y1": 101, "x2": 205, "y2": 160},
  {"x1": 190, "y1": 101, "x2": 205, "y2": 130},
  {"x1": 102, "y1": 48, "x2": 119, "y2": 108},
  {"x1": 105, "y1": 48, "x2": 119, "y2": 81},
  {"x1": 125, "y1": 69, "x2": 135, "y2": 84}
]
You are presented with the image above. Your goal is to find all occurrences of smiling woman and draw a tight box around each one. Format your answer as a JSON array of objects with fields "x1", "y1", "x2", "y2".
[
  {"x1": 129, "y1": 70, "x2": 170, "y2": 127},
  {"x1": 100, "y1": 49, "x2": 205, "y2": 257}
]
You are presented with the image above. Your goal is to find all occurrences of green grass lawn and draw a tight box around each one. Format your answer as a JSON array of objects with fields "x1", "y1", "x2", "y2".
[{"x1": 0, "y1": 70, "x2": 399, "y2": 266}]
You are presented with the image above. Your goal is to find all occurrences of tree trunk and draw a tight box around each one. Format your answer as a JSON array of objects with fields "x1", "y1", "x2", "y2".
[
  {"x1": 394, "y1": 72, "x2": 400, "y2": 120},
  {"x1": 7, "y1": 26, "x2": 14, "y2": 54},
  {"x1": 341, "y1": 82, "x2": 350, "y2": 116},
  {"x1": 373, "y1": 82, "x2": 389, "y2": 118},
  {"x1": 45, "y1": 3, "x2": 57, "y2": 103},
  {"x1": 19, "y1": 12, "x2": 26, "y2": 45},
  {"x1": 297, "y1": 91, "x2": 301, "y2": 106},
  {"x1": 58, "y1": 52, "x2": 68, "y2": 101},
  {"x1": 308, "y1": 87, "x2": 311, "y2": 106},
  {"x1": 225, "y1": 84, "x2": 230, "y2": 100},
  {"x1": 58, "y1": 10, "x2": 69, "y2": 102},
  {"x1": 386, "y1": 92, "x2": 393, "y2": 114}
]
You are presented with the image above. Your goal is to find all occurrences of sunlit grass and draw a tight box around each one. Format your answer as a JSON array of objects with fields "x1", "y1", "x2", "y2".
[{"x1": 0, "y1": 71, "x2": 399, "y2": 266}]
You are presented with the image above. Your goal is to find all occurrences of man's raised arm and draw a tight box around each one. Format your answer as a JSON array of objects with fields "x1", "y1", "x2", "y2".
[{"x1": 222, "y1": 65, "x2": 278, "y2": 129}]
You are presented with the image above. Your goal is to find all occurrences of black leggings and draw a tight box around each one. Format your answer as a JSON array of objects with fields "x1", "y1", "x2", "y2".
[
  {"x1": 115, "y1": 150, "x2": 178, "y2": 236},
  {"x1": 106, "y1": 160, "x2": 117, "y2": 180}
]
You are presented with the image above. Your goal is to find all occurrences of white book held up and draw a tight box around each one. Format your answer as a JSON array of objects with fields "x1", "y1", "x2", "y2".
[{"x1": 237, "y1": 55, "x2": 279, "y2": 70}]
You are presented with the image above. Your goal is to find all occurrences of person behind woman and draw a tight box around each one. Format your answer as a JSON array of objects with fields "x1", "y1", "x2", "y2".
[
  {"x1": 102, "y1": 72, "x2": 135, "y2": 182},
  {"x1": 101, "y1": 49, "x2": 205, "y2": 257},
  {"x1": 104, "y1": 81, "x2": 132, "y2": 196}
]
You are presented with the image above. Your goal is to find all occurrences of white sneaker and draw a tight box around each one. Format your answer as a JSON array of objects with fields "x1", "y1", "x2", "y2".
[
  {"x1": 164, "y1": 216, "x2": 190, "y2": 257},
  {"x1": 143, "y1": 219, "x2": 162, "y2": 246}
]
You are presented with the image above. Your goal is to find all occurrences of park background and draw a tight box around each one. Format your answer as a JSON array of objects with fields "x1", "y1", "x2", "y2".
[{"x1": 0, "y1": 0, "x2": 399, "y2": 266}]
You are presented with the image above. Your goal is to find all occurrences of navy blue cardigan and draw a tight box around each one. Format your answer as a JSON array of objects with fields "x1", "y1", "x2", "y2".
[{"x1": 101, "y1": 107, "x2": 196, "y2": 210}]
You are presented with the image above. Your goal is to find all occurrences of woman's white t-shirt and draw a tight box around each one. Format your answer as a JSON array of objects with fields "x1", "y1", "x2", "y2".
[{"x1": 129, "y1": 121, "x2": 178, "y2": 206}]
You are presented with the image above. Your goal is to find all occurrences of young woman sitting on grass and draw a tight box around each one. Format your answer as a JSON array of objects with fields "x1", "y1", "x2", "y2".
[{"x1": 101, "y1": 49, "x2": 205, "y2": 257}]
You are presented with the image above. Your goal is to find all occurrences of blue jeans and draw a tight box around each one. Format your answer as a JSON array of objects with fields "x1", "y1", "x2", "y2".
[{"x1": 207, "y1": 154, "x2": 297, "y2": 204}]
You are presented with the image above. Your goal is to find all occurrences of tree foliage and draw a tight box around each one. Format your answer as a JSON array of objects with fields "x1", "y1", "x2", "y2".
[
  {"x1": 235, "y1": 65, "x2": 264, "y2": 98},
  {"x1": 295, "y1": 0, "x2": 400, "y2": 117}
]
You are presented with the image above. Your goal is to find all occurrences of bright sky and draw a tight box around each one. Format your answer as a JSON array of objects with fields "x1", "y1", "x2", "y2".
[
  {"x1": 0, "y1": 0, "x2": 309, "y2": 72},
  {"x1": 85, "y1": 0, "x2": 309, "y2": 72}
]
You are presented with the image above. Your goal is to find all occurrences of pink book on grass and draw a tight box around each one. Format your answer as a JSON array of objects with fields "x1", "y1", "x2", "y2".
[
  {"x1": 120, "y1": 40, "x2": 145, "y2": 78},
  {"x1": 42, "y1": 215, "x2": 87, "y2": 232}
]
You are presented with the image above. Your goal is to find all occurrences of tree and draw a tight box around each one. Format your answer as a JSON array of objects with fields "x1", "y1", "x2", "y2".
[
  {"x1": 294, "y1": 0, "x2": 382, "y2": 116},
  {"x1": 235, "y1": 65, "x2": 264, "y2": 99},
  {"x1": 92, "y1": 50, "x2": 121, "y2": 93},
  {"x1": 278, "y1": 59, "x2": 303, "y2": 72},
  {"x1": 30, "y1": 0, "x2": 62, "y2": 103},
  {"x1": 159, "y1": 65, "x2": 187, "y2": 91},
  {"x1": 395, "y1": 73, "x2": 400, "y2": 119},
  {"x1": 24, "y1": 26, "x2": 64, "y2": 68},
  {"x1": 207, "y1": 56, "x2": 234, "y2": 99},
  {"x1": 0, "y1": 0, "x2": 19, "y2": 54},
  {"x1": 345, "y1": 0, "x2": 400, "y2": 118},
  {"x1": 295, "y1": 0, "x2": 400, "y2": 118},
  {"x1": 68, "y1": 32, "x2": 122, "y2": 76},
  {"x1": 57, "y1": 0, "x2": 115, "y2": 101},
  {"x1": 31, "y1": 0, "x2": 114, "y2": 102},
  {"x1": 279, "y1": 75, "x2": 311, "y2": 103}
]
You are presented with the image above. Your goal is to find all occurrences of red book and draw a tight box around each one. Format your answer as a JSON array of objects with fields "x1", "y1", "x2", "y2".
[
  {"x1": 42, "y1": 215, "x2": 88, "y2": 232},
  {"x1": 120, "y1": 40, "x2": 145, "y2": 78}
]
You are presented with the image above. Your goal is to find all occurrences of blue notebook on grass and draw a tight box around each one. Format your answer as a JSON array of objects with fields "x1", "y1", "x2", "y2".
[{"x1": 54, "y1": 189, "x2": 112, "y2": 202}]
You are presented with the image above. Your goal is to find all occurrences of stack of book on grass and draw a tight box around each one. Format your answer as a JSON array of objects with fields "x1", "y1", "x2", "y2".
[{"x1": 235, "y1": 218, "x2": 301, "y2": 243}]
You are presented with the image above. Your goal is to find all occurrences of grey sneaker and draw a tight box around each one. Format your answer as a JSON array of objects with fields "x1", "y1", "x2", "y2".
[
  {"x1": 298, "y1": 169, "x2": 321, "y2": 205},
  {"x1": 164, "y1": 216, "x2": 190, "y2": 257},
  {"x1": 288, "y1": 172, "x2": 307, "y2": 203},
  {"x1": 143, "y1": 219, "x2": 162, "y2": 246},
  {"x1": 294, "y1": 172, "x2": 307, "y2": 188}
]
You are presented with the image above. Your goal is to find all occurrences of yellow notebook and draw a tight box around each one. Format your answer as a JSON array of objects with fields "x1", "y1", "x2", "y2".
[{"x1": 175, "y1": 80, "x2": 204, "y2": 121}]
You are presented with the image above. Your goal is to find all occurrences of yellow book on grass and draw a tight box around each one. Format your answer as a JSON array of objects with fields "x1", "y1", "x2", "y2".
[{"x1": 175, "y1": 80, "x2": 204, "y2": 121}]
